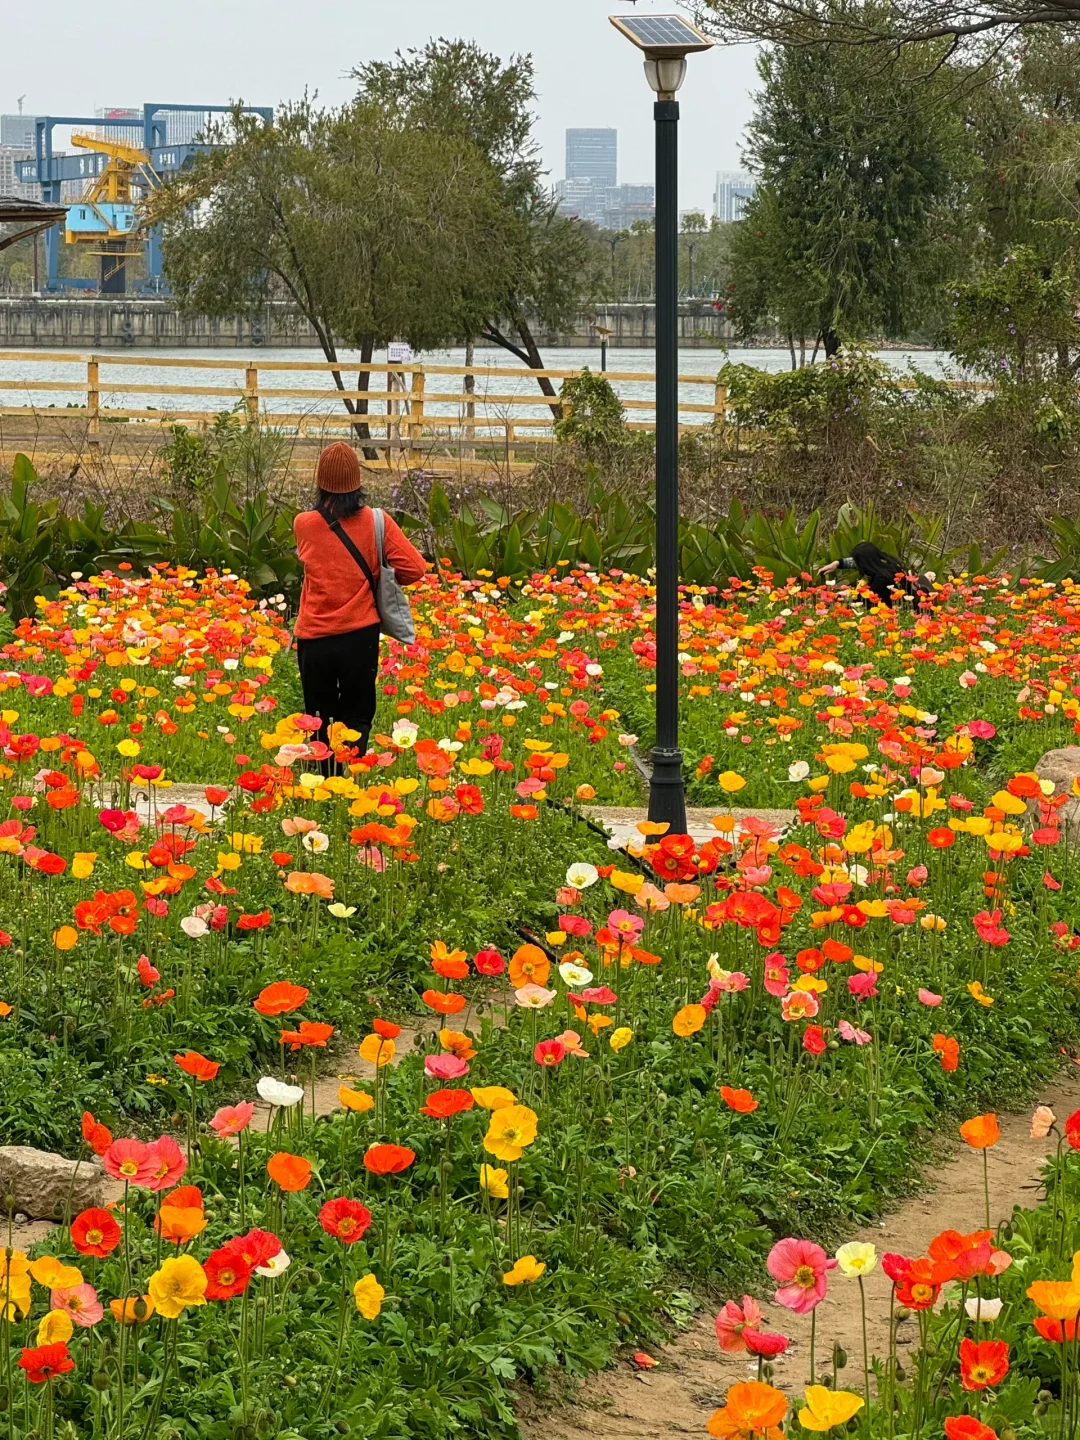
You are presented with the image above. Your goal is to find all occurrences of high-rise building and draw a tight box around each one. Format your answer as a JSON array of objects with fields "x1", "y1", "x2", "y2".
[
  {"x1": 0, "y1": 148, "x2": 37, "y2": 200},
  {"x1": 93, "y1": 107, "x2": 143, "y2": 147},
  {"x1": 604, "y1": 184, "x2": 654, "y2": 231},
  {"x1": 160, "y1": 109, "x2": 213, "y2": 145},
  {"x1": 1, "y1": 115, "x2": 40, "y2": 151},
  {"x1": 566, "y1": 129, "x2": 617, "y2": 188},
  {"x1": 713, "y1": 171, "x2": 757, "y2": 223}
]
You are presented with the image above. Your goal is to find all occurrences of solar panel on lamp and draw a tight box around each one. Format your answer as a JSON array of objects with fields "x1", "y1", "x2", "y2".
[{"x1": 608, "y1": 14, "x2": 713, "y2": 53}]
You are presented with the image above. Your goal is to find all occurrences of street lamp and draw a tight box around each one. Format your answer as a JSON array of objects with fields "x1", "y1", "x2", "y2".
[{"x1": 609, "y1": 13, "x2": 712, "y2": 835}]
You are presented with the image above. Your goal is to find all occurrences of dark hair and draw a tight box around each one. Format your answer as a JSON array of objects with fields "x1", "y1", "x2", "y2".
[
  {"x1": 314, "y1": 487, "x2": 366, "y2": 523},
  {"x1": 851, "y1": 541, "x2": 906, "y2": 586}
]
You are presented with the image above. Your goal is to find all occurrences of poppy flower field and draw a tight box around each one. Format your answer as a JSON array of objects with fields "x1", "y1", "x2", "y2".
[{"x1": 2, "y1": 560, "x2": 1080, "y2": 1437}]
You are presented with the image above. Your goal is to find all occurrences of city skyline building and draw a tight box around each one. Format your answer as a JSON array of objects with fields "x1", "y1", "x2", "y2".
[
  {"x1": 565, "y1": 127, "x2": 617, "y2": 189},
  {"x1": 712, "y1": 170, "x2": 756, "y2": 223}
]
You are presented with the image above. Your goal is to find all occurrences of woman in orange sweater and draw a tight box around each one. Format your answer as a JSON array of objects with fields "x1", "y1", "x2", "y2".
[{"x1": 293, "y1": 442, "x2": 426, "y2": 763}]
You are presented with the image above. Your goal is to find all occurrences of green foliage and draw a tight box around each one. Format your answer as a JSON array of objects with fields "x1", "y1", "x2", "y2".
[
  {"x1": 727, "y1": 10, "x2": 970, "y2": 354},
  {"x1": 554, "y1": 370, "x2": 630, "y2": 456},
  {"x1": 721, "y1": 349, "x2": 899, "y2": 447},
  {"x1": 947, "y1": 244, "x2": 1080, "y2": 387}
]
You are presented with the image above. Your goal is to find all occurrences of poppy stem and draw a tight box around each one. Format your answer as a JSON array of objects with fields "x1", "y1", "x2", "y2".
[
  {"x1": 982, "y1": 1148, "x2": 991, "y2": 1230},
  {"x1": 809, "y1": 1306, "x2": 816, "y2": 1386}
]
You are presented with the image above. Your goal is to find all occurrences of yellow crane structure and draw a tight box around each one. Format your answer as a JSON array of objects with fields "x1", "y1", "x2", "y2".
[{"x1": 64, "y1": 134, "x2": 160, "y2": 292}]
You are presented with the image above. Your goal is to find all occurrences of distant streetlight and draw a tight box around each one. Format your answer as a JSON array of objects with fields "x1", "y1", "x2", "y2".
[{"x1": 609, "y1": 12, "x2": 713, "y2": 834}]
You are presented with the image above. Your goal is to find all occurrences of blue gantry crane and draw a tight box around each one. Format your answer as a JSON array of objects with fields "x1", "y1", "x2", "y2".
[{"x1": 15, "y1": 102, "x2": 273, "y2": 295}]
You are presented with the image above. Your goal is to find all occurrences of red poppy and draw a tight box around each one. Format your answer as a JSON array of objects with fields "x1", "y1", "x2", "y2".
[
  {"x1": 421, "y1": 1088, "x2": 475, "y2": 1119},
  {"x1": 473, "y1": 948, "x2": 505, "y2": 976},
  {"x1": 533, "y1": 1039, "x2": 566, "y2": 1067},
  {"x1": 363, "y1": 1143, "x2": 416, "y2": 1175},
  {"x1": 1065, "y1": 1108, "x2": 1080, "y2": 1150},
  {"x1": 318, "y1": 1197, "x2": 372, "y2": 1243},
  {"x1": 958, "y1": 1338, "x2": 1009, "y2": 1390},
  {"x1": 227, "y1": 1228, "x2": 282, "y2": 1270},
  {"x1": 203, "y1": 1244, "x2": 252, "y2": 1300},
  {"x1": 204, "y1": 786, "x2": 231, "y2": 807},
  {"x1": 372, "y1": 1017, "x2": 402, "y2": 1039},
  {"x1": 803, "y1": 1025, "x2": 827, "y2": 1055},
  {"x1": 253, "y1": 981, "x2": 310, "y2": 1016},
  {"x1": 174, "y1": 1050, "x2": 220, "y2": 1082},
  {"x1": 927, "y1": 828, "x2": 955, "y2": 848},
  {"x1": 18, "y1": 1343, "x2": 75, "y2": 1384},
  {"x1": 70, "y1": 1207, "x2": 121, "y2": 1257},
  {"x1": 1034, "y1": 1315, "x2": 1079, "y2": 1343}
]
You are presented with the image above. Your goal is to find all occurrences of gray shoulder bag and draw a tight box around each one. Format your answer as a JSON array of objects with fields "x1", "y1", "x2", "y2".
[{"x1": 371, "y1": 508, "x2": 417, "y2": 645}]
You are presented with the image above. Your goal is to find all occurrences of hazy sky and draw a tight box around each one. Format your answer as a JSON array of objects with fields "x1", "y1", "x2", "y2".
[{"x1": 2, "y1": 0, "x2": 760, "y2": 213}]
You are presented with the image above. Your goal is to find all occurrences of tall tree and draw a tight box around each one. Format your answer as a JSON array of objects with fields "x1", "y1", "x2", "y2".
[
  {"x1": 725, "y1": 25, "x2": 970, "y2": 359},
  {"x1": 352, "y1": 39, "x2": 603, "y2": 411},
  {"x1": 700, "y1": 0, "x2": 1080, "y2": 54},
  {"x1": 149, "y1": 101, "x2": 511, "y2": 446}
]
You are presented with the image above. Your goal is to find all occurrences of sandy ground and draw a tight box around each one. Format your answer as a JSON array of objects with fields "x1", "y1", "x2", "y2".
[{"x1": 515, "y1": 1069, "x2": 1080, "y2": 1439}]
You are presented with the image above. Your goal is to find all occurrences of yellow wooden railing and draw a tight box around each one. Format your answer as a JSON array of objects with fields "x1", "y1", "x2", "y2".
[{"x1": 0, "y1": 352, "x2": 728, "y2": 469}]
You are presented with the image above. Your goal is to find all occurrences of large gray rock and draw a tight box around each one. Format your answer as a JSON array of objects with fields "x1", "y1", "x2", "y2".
[
  {"x1": 0, "y1": 1147, "x2": 118, "y2": 1222},
  {"x1": 1033, "y1": 747, "x2": 1080, "y2": 840}
]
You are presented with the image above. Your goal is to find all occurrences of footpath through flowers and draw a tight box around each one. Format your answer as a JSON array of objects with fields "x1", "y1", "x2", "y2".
[{"x1": 2, "y1": 561, "x2": 1080, "y2": 1436}]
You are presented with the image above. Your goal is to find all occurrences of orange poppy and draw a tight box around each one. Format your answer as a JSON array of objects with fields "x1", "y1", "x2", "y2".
[
  {"x1": 253, "y1": 981, "x2": 310, "y2": 1016},
  {"x1": 363, "y1": 1143, "x2": 416, "y2": 1175},
  {"x1": 707, "y1": 1380, "x2": 787, "y2": 1439},
  {"x1": 280, "y1": 1020, "x2": 334, "y2": 1050},
  {"x1": 421, "y1": 989, "x2": 467, "y2": 1015},
  {"x1": 507, "y1": 944, "x2": 550, "y2": 990},
  {"x1": 720, "y1": 1086, "x2": 758, "y2": 1114},
  {"x1": 284, "y1": 871, "x2": 334, "y2": 899},
  {"x1": 174, "y1": 1050, "x2": 220, "y2": 1082},
  {"x1": 960, "y1": 1114, "x2": 1000, "y2": 1149},
  {"x1": 927, "y1": 828, "x2": 955, "y2": 849},
  {"x1": 673, "y1": 1004, "x2": 707, "y2": 1037},
  {"x1": 155, "y1": 1204, "x2": 207, "y2": 1245},
  {"x1": 266, "y1": 1152, "x2": 312, "y2": 1192},
  {"x1": 372, "y1": 1018, "x2": 401, "y2": 1039}
]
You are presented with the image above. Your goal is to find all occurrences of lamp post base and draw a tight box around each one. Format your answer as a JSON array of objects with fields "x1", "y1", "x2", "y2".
[{"x1": 647, "y1": 744, "x2": 687, "y2": 834}]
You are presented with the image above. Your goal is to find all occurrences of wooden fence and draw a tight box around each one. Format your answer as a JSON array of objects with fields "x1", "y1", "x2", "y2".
[{"x1": 0, "y1": 352, "x2": 728, "y2": 473}]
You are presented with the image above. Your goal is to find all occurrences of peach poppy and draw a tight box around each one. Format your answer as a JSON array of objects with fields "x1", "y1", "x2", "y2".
[
  {"x1": 284, "y1": 871, "x2": 334, "y2": 899},
  {"x1": 266, "y1": 1152, "x2": 312, "y2": 1192}
]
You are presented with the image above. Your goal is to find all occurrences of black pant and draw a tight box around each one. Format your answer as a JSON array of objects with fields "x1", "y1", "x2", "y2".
[{"x1": 296, "y1": 624, "x2": 380, "y2": 764}]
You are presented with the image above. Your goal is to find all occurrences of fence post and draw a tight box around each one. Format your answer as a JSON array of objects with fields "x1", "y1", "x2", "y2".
[
  {"x1": 87, "y1": 358, "x2": 100, "y2": 446},
  {"x1": 244, "y1": 364, "x2": 259, "y2": 427},
  {"x1": 714, "y1": 381, "x2": 727, "y2": 439},
  {"x1": 408, "y1": 370, "x2": 426, "y2": 467},
  {"x1": 505, "y1": 422, "x2": 516, "y2": 465}
]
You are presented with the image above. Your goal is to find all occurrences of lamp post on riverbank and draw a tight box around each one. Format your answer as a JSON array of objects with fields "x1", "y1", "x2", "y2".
[{"x1": 609, "y1": 14, "x2": 712, "y2": 835}]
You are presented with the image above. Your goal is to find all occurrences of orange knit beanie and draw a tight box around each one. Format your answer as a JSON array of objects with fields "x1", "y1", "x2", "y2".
[{"x1": 315, "y1": 441, "x2": 363, "y2": 493}]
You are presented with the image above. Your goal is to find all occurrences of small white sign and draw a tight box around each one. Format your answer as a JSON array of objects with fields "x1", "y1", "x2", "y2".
[{"x1": 387, "y1": 342, "x2": 413, "y2": 364}]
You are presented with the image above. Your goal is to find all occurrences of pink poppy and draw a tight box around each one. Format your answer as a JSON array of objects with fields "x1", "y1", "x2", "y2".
[
  {"x1": 51, "y1": 1283, "x2": 103, "y2": 1327},
  {"x1": 607, "y1": 910, "x2": 644, "y2": 939},
  {"x1": 209, "y1": 1101, "x2": 255, "y2": 1136},
  {"x1": 717, "y1": 971, "x2": 750, "y2": 993},
  {"x1": 634, "y1": 884, "x2": 669, "y2": 912},
  {"x1": 763, "y1": 955, "x2": 790, "y2": 998},
  {"x1": 847, "y1": 971, "x2": 878, "y2": 1000},
  {"x1": 906, "y1": 865, "x2": 928, "y2": 888},
  {"x1": 838, "y1": 1019, "x2": 872, "y2": 1045},
  {"x1": 145, "y1": 1135, "x2": 187, "y2": 1192},
  {"x1": 715, "y1": 1295, "x2": 763, "y2": 1352},
  {"x1": 581, "y1": 986, "x2": 618, "y2": 1005},
  {"x1": 767, "y1": 1237, "x2": 836, "y2": 1313},
  {"x1": 355, "y1": 846, "x2": 386, "y2": 871},
  {"x1": 948, "y1": 794, "x2": 974, "y2": 812},
  {"x1": 1044, "y1": 872, "x2": 1062, "y2": 891},
  {"x1": 918, "y1": 989, "x2": 943, "y2": 1007},
  {"x1": 101, "y1": 1137, "x2": 156, "y2": 1188},
  {"x1": 424, "y1": 1053, "x2": 469, "y2": 1080},
  {"x1": 781, "y1": 990, "x2": 819, "y2": 1022},
  {"x1": 967, "y1": 719, "x2": 996, "y2": 739}
]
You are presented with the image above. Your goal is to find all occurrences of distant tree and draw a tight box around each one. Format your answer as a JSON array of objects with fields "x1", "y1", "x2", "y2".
[
  {"x1": 725, "y1": 24, "x2": 970, "y2": 361},
  {"x1": 352, "y1": 39, "x2": 604, "y2": 411},
  {"x1": 149, "y1": 101, "x2": 511, "y2": 446}
]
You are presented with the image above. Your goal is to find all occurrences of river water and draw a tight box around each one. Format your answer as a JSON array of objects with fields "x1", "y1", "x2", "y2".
[{"x1": 0, "y1": 344, "x2": 957, "y2": 427}]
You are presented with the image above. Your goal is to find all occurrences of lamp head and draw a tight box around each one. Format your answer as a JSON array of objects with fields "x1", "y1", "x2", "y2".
[{"x1": 609, "y1": 14, "x2": 713, "y2": 98}]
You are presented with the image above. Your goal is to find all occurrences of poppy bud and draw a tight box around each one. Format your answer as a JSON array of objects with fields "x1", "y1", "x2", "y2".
[
  {"x1": 92, "y1": 1372, "x2": 111, "y2": 1392},
  {"x1": 1000, "y1": 1429, "x2": 1017, "y2": 1440},
  {"x1": 832, "y1": 1344, "x2": 847, "y2": 1368},
  {"x1": 1038, "y1": 1391, "x2": 1055, "y2": 1404},
  {"x1": 58, "y1": 1382, "x2": 73, "y2": 1399},
  {"x1": 762, "y1": 1363, "x2": 774, "y2": 1380},
  {"x1": 895, "y1": 1307, "x2": 911, "y2": 1323},
  {"x1": 894, "y1": 1365, "x2": 906, "y2": 1382},
  {"x1": 284, "y1": 1376, "x2": 297, "y2": 1388},
  {"x1": 1034, "y1": 1404, "x2": 1048, "y2": 1417},
  {"x1": 1002, "y1": 1223, "x2": 1014, "y2": 1240},
  {"x1": 616, "y1": 1311, "x2": 632, "y2": 1326},
  {"x1": 334, "y1": 1422, "x2": 352, "y2": 1435}
]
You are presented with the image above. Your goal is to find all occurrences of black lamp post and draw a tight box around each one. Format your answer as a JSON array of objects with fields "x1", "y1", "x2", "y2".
[{"x1": 610, "y1": 13, "x2": 713, "y2": 834}]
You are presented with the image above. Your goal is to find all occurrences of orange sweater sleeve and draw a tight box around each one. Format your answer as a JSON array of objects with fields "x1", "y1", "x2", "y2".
[{"x1": 380, "y1": 512, "x2": 427, "y2": 586}]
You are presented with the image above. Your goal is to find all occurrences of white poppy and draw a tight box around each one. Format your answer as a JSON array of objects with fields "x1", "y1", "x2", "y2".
[
  {"x1": 255, "y1": 1248, "x2": 291, "y2": 1279},
  {"x1": 558, "y1": 961, "x2": 594, "y2": 988},
  {"x1": 565, "y1": 863, "x2": 599, "y2": 890},
  {"x1": 328, "y1": 903, "x2": 356, "y2": 918},
  {"x1": 256, "y1": 1076, "x2": 305, "y2": 1108},
  {"x1": 302, "y1": 831, "x2": 330, "y2": 853},
  {"x1": 965, "y1": 1297, "x2": 1003, "y2": 1323},
  {"x1": 180, "y1": 916, "x2": 208, "y2": 939},
  {"x1": 787, "y1": 761, "x2": 810, "y2": 782}
]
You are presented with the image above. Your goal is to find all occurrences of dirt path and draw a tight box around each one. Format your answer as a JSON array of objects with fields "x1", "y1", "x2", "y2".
[{"x1": 516, "y1": 1070, "x2": 1080, "y2": 1440}]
